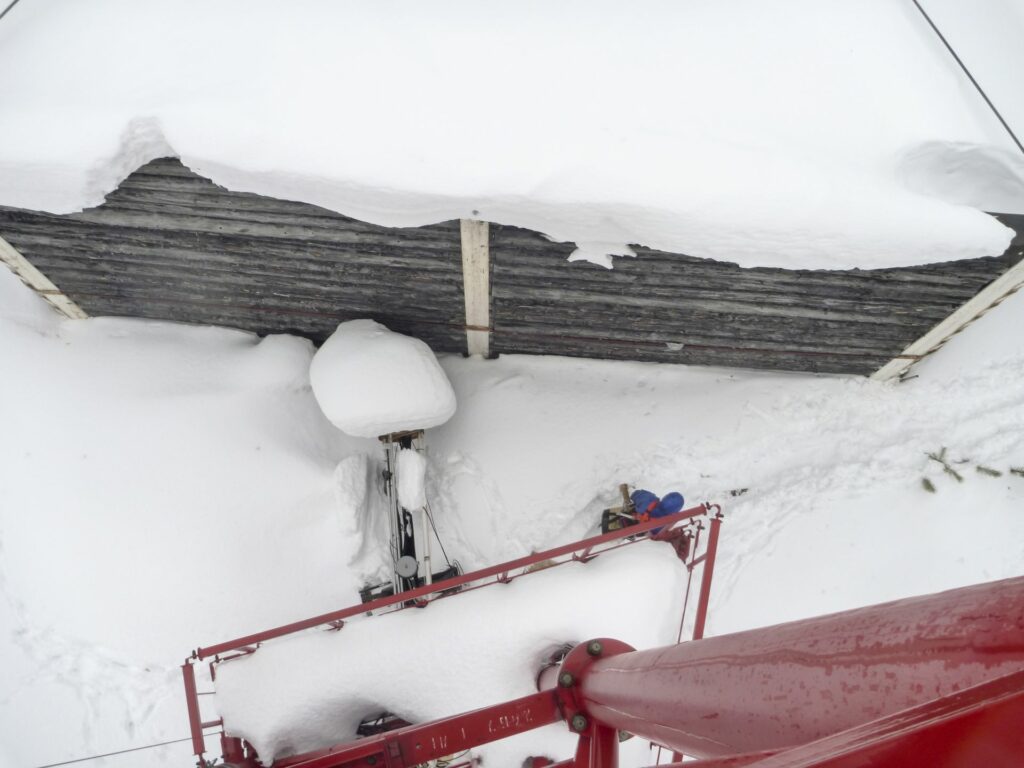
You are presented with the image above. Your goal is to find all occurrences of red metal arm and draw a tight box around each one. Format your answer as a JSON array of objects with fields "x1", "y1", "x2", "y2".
[
  {"x1": 190, "y1": 576, "x2": 1024, "y2": 768},
  {"x1": 271, "y1": 690, "x2": 562, "y2": 768},
  {"x1": 691, "y1": 511, "x2": 721, "y2": 640},
  {"x1": 195, "y1": 503, "x2": 713, "y2": 660},
  {"x1": 181, "y1": 661, "x2": 205, "y2": 758},
  {"x1": 183, "y1": 503, "x2": 720, "y2": 764}
]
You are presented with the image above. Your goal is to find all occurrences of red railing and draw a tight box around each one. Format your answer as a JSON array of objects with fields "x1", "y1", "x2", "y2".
[
  {"x1": 182, "y1": 502, "x2": 724, "y2": 765},
  {"x1": 193, "y1": 574, "x2": 1024, "y2": 768}
]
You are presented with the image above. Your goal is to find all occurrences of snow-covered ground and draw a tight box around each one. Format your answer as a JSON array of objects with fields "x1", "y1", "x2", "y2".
[
  {"x1": 3, "y1": 3, "x2": 1024, "y2": 765},
  {"x1": 1, "y1": 0, "x2": 1023, "y2": 268},
  {"x1": 2, "y1": 260, "x2": 1023, "y2": 768}
]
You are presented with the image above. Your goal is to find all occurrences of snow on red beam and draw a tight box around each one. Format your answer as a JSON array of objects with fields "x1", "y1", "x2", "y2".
[{"x1": 192, "y1": 502, "x2": 717, "y2": 660}]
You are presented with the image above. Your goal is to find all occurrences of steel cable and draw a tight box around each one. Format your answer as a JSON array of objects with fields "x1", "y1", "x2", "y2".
[
  {"x1": 910, "y1": 0, "x2": 1024, "y2": 156},
  {"x1": 0, "y1": 0, "x2": 22, "y2": 23},
  {"x1": 30, "y1": 735, "x2": 198, "y2": 768}
]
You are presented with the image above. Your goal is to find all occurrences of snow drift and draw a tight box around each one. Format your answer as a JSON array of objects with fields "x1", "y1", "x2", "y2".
[
  {"x1": 309, "y1": 320, "x2": 457, "y2": 438},
  {"x1": 3, "y1": 261, "x2": 1024, "y2": 768},
  {"x1": 0, "y1": 0, "x2": 1021, "y2": 268}
]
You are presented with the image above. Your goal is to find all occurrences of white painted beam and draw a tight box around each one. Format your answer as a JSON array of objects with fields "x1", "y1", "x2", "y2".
[
  {"x1": 460, "y1": 219, "x2": 490, "y2": 357},
  {"x1": 872, "y1": 250, "x2": 1024, "y2": 381},
  {"x1": 0, "y1": 234, "x2": 88, "y2": 320}
]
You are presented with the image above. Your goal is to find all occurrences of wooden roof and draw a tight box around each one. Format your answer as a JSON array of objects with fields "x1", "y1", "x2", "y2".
[{"x1": 1, "y1": 158, "x2": 1021, "y2": 375}]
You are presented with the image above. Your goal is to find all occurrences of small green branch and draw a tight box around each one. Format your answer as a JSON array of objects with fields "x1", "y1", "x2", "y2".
[{"x1": 926, "y1": 447, "x2": 963, "y2": 482}]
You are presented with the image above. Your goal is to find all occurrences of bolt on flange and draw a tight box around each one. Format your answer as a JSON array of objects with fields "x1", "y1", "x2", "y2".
[
  {"x1": 586, "y1": 640, "x2": 604, "y2": 657},
  {"x1": 570, "y1": 714, "x2": 589, "y2": 732},
  {"x1": 558, "y1": 671, "x2": 575, "y2": 688}
]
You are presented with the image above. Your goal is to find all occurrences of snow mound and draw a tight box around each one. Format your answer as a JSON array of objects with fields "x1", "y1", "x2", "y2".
[
  {"x1": 310, "y1": 320, "x2": 456, "y2": 438},
  {"x1": 0, "y1": 0, "x2": 1021, "y2": 268},
  {"x1": 898, "y1": 142, "x2": 1024, "y2": 214}
]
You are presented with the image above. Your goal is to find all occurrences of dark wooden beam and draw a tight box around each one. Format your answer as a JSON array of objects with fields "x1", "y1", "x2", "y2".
[{"x1": 0, "y1": 157, "x2": 1019, "y2": 376}]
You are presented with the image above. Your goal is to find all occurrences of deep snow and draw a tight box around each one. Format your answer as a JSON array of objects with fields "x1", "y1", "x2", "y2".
[
  {"x1": 310, "y1": 320, "x2": 457, "y2": 438},
  {"x1": 2, "y1": 260, "x2": 1023, "y2": 768},
  {"x1": 1, "y1": 0, "x2": 1023, "y2": 268}
]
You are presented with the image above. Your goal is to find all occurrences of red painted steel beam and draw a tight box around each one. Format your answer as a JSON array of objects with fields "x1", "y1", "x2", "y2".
[
  {"x1": 670, "y1": 668, "x2": 1024, "y2": 768},
  {"x1": 571, "y1": 725, "x2": 619, "y2": 768},
  {"x1": 576, "y1": 576, "x2": 1024, "y2": 759},
  {"x1": 196, "y1": 504, "x2": 712, "y2": 660},
  {"x1": 271, "y1": 690, "x2": 563, "y2": 768},
  {"x1": 691, "y1": 513, "x2": 722, "y2": 640},
  {"x1": 657, "y1": 752, "x2": 778, "y2": 768},
  {"x1": 181, "y1": 661, "x2": 205, "y2": 759}
]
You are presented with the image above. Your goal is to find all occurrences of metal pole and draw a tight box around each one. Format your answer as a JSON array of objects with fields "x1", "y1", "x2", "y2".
[
  {"x1": 423, "y1": 505, "x2": 433, "y2": 586},
  {"x1": 691, "y1": 513, "x2": 721, "y2": 641},
  {"x1": 384, "y1": 440, "x2": 401, "y2": 594},
  {"x1": 590, "y1": 725, "x2": 619, "y2": 768},
  {"x1": 576, "y1": 576, "x2": 1024, "y2": 759},
  {"x1": 181, "y1": 662, "x2": 206, "y2": 760}
]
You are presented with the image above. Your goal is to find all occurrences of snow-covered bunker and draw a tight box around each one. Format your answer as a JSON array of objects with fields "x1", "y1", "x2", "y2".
[{"x1": 0, "y1": 158, "x2": 1021, "y2": 376}]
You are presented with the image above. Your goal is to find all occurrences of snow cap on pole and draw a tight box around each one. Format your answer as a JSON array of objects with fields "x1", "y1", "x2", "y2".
[{"x1": 310, "y1": 320, "x2": 457, "y2": 438}]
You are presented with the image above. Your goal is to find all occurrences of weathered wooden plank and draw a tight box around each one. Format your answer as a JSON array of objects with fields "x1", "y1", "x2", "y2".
[
  {"x1": 491, "y1": 329, "x2": 887, "y2": 365},
  {"x1": 460, "y1": 219, "x2": 490, "y2": 357},
  {"x1": 0, "y1": 235, "x2": 88, "y2": 319},
  {"x1": 1, "y1": 157, "x2": 1020, "y2": 377},
  {"x1": 491, "y1": 332, "x2": 890, "y2": 375},
  {"x1": 23, "y1": 246, "x2": 464, "y2": 294},
  {"x1": 490, "y1": 259, "x2": 1002, "y2": 302},
  {"x1": 47, "y1": 250, "x2": 441, "y2": 304},
  {"x1": 872, "y1": 225, "x2": 1024, "y2": 380},
  {"x1": 128, "y1": 157, "x2": 201, "y2": 177},
  {"x1": 0, "y1": 234, "x2": 456, "y2": 276},
  {"x1": 44, "y1": 277, "x2": 461, "y2": 319},
  {"x1": 491, "y1": 288, "x2": 954, "y2": 325},
  {"x1": 492, "y1": 238, "x2": 1011, "y2": 291},
  {"x1": 493, "y1": 222, "x2": 1013, "y2": 273},
  {"x1": 490, "y1": 302, "x2": 932, "y2": 343},
  {"x1": 0, "y1": 206, "x2": 460, "y2": 252},
  {"x1": 7, "y1": 237, "x2": 462, "y2": 285},
  {"x1": 103, "y1": 181, "x2": 457, "y2": 225},
  {"x1": 493, "y1": 220, "x2": 1017, "y2": 268},
  {"x1": 30, "y1": 207, "x2": 446, "y2": 246},
  {"x1": 70, "y1": 293, "x2": 467, "y2": 348},
  {"x1": 486, "y1": 218, "x2": 1020, "y2": 374},
  {"x1": 491, "y1": 310, "x2": 914, "y2": 352}
]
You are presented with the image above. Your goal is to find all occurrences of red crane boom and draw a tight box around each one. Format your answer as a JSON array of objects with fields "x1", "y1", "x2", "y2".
[
  {"x1": 182, "y1": 504, "x2": 1023, "y2": 768},
  {"x1": 240, "y1": 576, "x2": 1024, "y2": 768}
]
